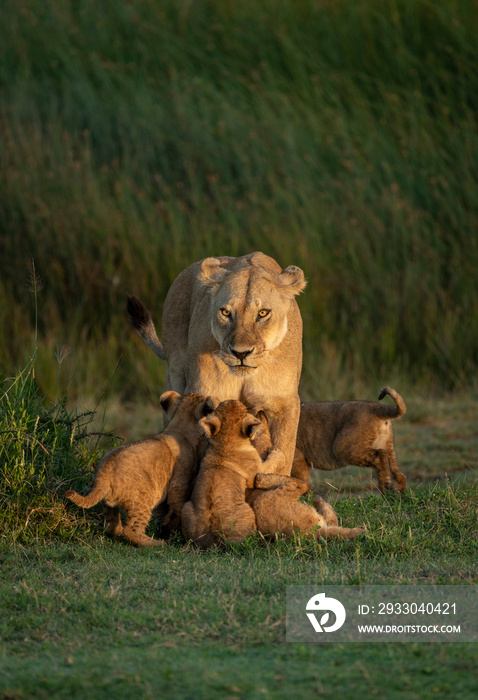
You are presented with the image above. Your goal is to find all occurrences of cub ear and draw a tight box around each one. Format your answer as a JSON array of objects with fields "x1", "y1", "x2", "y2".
[
  {"x1": 160, "y1": 391, "x2": 182, "y2": 415},
  {"x1": 276, "y1": 265, "x2": 306, "y2": 296},
  {"x1": 199, "y1": 414, "x2": 222, "y2": 438},
  {"x1": 198, "y1": 258, "x2": 229, "y2": 289},
  {"x1": 202, "y1": 396, "x2": 215, "y2": 415},
  {"x1": 241, "y1": 413, "x2": 263, "y2": 439},
  {"x1": 255, "y1": 410, "x2": 269, "y2": 427},
  {"x1": 196, "y1": 396, "x2": 216, "y2": 420}
]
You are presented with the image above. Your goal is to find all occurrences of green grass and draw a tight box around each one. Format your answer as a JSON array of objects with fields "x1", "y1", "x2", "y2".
[
  {"x1": 1, "y1": 479, "x2": 477, "y2": 699},
  {"x1": 1, "y1": 358, "x2": 477, "y2": 698},
  {"x1": 1, "y1": 636, "x2": 475, "y2": 699},
  {"x1": 1, "y1": 0, "x2": 478, "y2": 401},
  {"x1": 0, "y1": 356, "x2": 118, "y2": 542}
]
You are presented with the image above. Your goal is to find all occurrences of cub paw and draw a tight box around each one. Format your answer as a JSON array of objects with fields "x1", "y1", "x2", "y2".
[{"x1": 262, "y1": 448, "x2": 286, "y2": 473}]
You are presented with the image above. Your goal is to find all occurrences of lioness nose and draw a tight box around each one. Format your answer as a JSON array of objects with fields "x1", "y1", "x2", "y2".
[{"x1": 230, "y1": 347, "x2": 254, "y2": 362}]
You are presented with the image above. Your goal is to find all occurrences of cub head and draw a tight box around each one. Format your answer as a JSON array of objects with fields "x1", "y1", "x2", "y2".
[
  {"x1": 160, "y1": 391, "x2": 215, "y2": 424},
  {"x1": 199, "y1": 256, "x2": 306, "y2": 374},
  {"x1": 199, "y1": 400, "x2": 265, "y2": 444}
]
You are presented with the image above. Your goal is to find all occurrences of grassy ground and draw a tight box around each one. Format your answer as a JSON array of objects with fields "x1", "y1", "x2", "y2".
[
  {"x1": 1, "y1": 373, "x2": 477, "y2": 698},
  {"x1": 1, "y1": 476, "x2": 477, "y2": 699},
  {"x1": 1, "y1": 477, "x2": 477, "y2": 698}
]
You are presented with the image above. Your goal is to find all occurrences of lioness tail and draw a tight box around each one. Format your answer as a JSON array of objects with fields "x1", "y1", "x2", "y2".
[
  {"x1": 126, "y1": 295, "x2": 165, "y2": 360},
  {"x1": 377, "y1": 386, "x2": 407, "y2": 419}
]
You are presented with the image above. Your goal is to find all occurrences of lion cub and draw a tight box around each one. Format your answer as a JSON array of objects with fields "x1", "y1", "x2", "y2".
[
  {"x1": 292, "y1": 386, "x2": 407, "y2": 493},
  {"x1": 181, "y1": 400, "x2": 284, "y2": 549},
  {"x1": 65, "y1": 391, "x2": 213, "y2": 547},
  {"x1": 249, "y1": 473, "x2": 364, "y2": 541}
]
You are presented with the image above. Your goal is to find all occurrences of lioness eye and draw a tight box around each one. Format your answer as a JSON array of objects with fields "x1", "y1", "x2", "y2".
[
  {"x1": 257, "y1": 309, "x2": 270, "y2": 319},
  {"x1": 220, "y1": 308, "x2": 231, "y2": 317}
]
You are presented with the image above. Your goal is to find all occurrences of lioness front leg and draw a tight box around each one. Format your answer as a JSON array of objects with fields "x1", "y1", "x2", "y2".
[
  {"x1": 290, "y1": 448, "x2": 314, "y2": 490},
  {"x1": 265, "y1": 396, "x2": 301, "y2": 476}
]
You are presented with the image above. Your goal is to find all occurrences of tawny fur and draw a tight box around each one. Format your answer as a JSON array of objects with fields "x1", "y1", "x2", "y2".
[
  {"x1": 65, "y1": 392, "x2": 213, "y2": 547},
  {"x1": 292, "y1": 386, "x2": 407, "y2": 494},
  {"x1": 127, "y1": 252, "x2": 306, "y2": 475},
  {"x1": 250, "y1": 411, "x2": 339, "y2": 527},
  {"x1": 248, "y1": 473, "x2": 364, "y2": 541},
  {"x1": 181, "y1": 400, "x2": 285, "y2": 549}
]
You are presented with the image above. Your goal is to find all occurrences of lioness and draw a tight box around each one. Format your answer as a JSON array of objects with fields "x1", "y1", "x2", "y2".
[
  {"x1": 292, "y1": 386, "x2": 407, "y2": 493},
  {"x1": 181, "y1": 400, "x2": 285, "y2": 549},
  {"x1": 127, "y1": 252, "x2": 306, "y2": 474},
  {"x1": 65, "y1": 392, "x2": 213, "y2": 547}
]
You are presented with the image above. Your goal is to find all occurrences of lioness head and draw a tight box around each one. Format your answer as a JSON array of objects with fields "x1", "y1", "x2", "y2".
[{"x1": 199, "y1": 257, "x2": 306, "y2": 374}]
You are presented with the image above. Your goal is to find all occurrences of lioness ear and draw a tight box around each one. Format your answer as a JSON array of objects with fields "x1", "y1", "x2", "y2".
[
  {"x1": 276, "y1": 265, "x2": 306, "y2": 296},
  {"x1": 199, "y1": 258, "x2": 229, "y2": 288},
  {"x1": 241, "y1": 414, "x2": 263, "y2": 439},
  {"x1": 160, "y1": 391, "x2": 182, "y2": 415},
  {"x1": 200, "y1": 414, "x2": 221, "y2": 438}
]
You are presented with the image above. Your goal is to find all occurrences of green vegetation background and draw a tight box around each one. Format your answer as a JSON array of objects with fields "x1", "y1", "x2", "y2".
[{"x1": 1, "y1": 0, "x2": 477, "y2": 405}]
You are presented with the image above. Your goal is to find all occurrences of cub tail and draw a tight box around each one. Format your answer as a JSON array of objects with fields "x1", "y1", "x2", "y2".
[
  {"x1": 377, "y1": 386, "x2": 407, "y2": 419},
  {"x1": 126, "y1": 295, "x2": 165, "y2": 360},
  {"x1": 64, "y1": 482, "x2": 108, "y2": 509}
]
